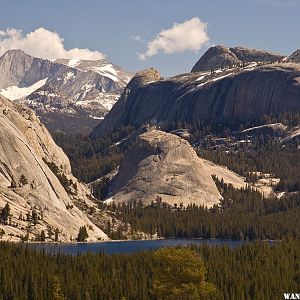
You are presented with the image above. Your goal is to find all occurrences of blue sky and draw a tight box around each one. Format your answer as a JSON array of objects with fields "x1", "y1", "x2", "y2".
[{"x1": 0, "y1": 0, "x2": 299, "y2": 76}]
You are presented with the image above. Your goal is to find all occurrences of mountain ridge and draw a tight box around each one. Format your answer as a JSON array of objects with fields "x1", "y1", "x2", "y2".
[
  {"x1": 191, "y1": 45, "x2": 284, "y2": 72},
  {"x1": 0, "y1": 49, "x2": 133, "y2": 133},
  {"x1": 92, "y1": 46, "x2": 300, "y2": 138}
]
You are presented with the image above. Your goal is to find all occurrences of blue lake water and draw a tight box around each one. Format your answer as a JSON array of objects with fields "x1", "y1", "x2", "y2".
[{"x1": 29, "y1": 239, "x2": 247, "y2": 255}]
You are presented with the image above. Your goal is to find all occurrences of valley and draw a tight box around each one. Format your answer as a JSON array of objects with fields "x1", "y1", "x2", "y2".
[
  {"x1": 0, "y1": 25, "x2": 299, "y2": 298},
  {"x1": 1, "y1": 44, "x2": 299, "y2": 243}
]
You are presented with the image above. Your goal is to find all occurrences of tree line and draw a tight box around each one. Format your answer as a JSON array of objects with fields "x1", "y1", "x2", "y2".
[
  {"x1": 0, "y1": 239, "x2": 298, "y2": 299},
  {"x1": 52, "y1": 126, "x2": 134, "y2": 183},
  {"x1": 107, "y1": 179, "x2": 300, "y2": 241}
]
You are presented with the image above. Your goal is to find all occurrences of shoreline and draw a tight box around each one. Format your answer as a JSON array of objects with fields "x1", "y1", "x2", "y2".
[{"x1": 19, "y1": 237, "x2": 281, "y2": 246}]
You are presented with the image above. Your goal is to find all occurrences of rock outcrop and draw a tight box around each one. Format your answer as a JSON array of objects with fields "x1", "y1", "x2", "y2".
[
  {"x1": 92, "y1": 61, "x2": 300, "y2": 138},
  {"x1": 0, "y1": 95, "x2": 109, "y2": 242},
  {"x1": 229, "y1": 46, "x2": 284, "y2": 64},
  {"x1": 288, "y1": 49, "x2": 300, "y2": 64},
  {"x1": 107, "y1": 128, "x2": 221, "y2": 207},
  {"x1": 191, "y1": 46, "x2": 241, "y2": 72},
  {"x1": 91, "y1": 68, "x2": 162, "y2": 138},
  {"x1": 0, "y1": 49, "x2": 61, "y2": 89},
  {"x1": 191, "y1": 45, "x2": 284, "y2": 72}
]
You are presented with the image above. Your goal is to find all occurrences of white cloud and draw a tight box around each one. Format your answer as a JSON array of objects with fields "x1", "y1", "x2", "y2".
[
  {"x1": 0, "y1": 27, "x2": 105, "y2": 60},
  {"x1": 130, "y1": 35, "x2": 144, "y2": 42},
  {"x1": 139, "y1": 17, "x2": 209, "y2": 60}
]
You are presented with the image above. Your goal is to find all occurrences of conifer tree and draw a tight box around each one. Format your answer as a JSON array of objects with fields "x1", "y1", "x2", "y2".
[
  {"x1": 0, "y1": 203, "x2": 11, "y2": 224},
  {"x1": 51, "y1": 276, "x2": 65, "y2": 300},
  {"x1": 40, "y1": 230, "x2": 46, "y2": 242},
  {"x1": 54, "y1": 228, "x2": 59, "y2": 242},
  {"x1": 77, "y1": 226, "x2": 89, "y2": 242},
  {"x1": 152, "y1": 247, "x2": 216, "y2": 299},
  {"x1": 31, "y1": 210, "x2": 38, "y2": 226}
]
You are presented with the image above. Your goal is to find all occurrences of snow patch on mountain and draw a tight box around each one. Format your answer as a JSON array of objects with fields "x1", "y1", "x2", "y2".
[
  {"x1": 67, "y1": 58, "x2": 81, "y2": 67},
  {"x1": 212, "y1": 72, "x2": 234, "y2": 82},
  {"x1": 64, "y1": 71, "x2": 75, "y2": 83},
  {"x1": 281, "y1": 126, "x2": 300, "y2": 142},
  {"x1": 0, "y1": 78, "x2": 48, "y2": 100},
  {"x1": 89, "y1": 114, "x2": 104, "y2": 120},
  {"x1": 76, "y1": 92, "x2": 119, "y2": 110},
  {"x1": 92, "y1": 64, "x2": 119, "y2": 82},
  {"x1": 242, "y1": 123, "x2": 287, "y2": 133},
  {"x1": 193, "y1": 61, "x2": 269, "y2": 88}
]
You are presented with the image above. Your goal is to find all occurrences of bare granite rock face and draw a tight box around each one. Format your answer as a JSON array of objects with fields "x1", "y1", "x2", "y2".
[
  {"x1": 0, "y1": 95, "x2": 109, "y2": 242},
  {"x1": 108, "y1": 129, "x2": 221, "y2": 207},
  {"x1": 191, "y1": 45, "x2": 284, "y2": 72},
  {"x1": 0, "y1": 49, "x2": 58, "y2": 89},
  {"x1": 191, "y1": 45, "x2": 241, "y2": 72},
  {"x1": 92, "y1": 62, "x2": 300, "y2": 138}
]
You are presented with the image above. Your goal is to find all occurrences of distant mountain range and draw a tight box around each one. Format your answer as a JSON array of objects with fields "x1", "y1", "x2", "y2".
[
  {"x1": 0, "y1": 49, "x2": 133, "y2": 133},
  {"x1": 2, "y1": 46, "x2": 300, "y2": 135},
  {"x1": 92, "y1": 45, "x2": 300, "y2": 137}
]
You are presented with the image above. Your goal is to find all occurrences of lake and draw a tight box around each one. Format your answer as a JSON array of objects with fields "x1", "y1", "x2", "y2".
[{"x1": 29, "y1": 239, "x2": 247, "y2": 255}]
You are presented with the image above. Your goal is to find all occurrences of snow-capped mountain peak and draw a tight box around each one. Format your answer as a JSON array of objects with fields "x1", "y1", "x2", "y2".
[
  {"x1": 0, "y1": 49, "x2": 133, "y2": 133},
  {"x1": 55, "y1": 58, "x2": 132, "y2": 84}
]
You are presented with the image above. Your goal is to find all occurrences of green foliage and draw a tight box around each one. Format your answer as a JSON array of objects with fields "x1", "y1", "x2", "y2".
[
  {"x1": 19, "y1": 174, "x2": 28, "y2": 186},
  {"x1": 21, "y1": 233, "x2": 29, "y2": 242},
  {"x1": 152, "y1": 247, "x2": 215, "y2": 299},
  {"x1": 51, "y1": 276, "x2": 65, "y2": 300},
  {"x1": 91, "y1": 177, "x2": 110, "y2": 200},
  {"x1": 43, "y1": 159, "x2": 76, "y2": 194},
  {"x1": 0, "y1": 203, "x2": 11, "y2": 224},
  {"x1": 0, "y1": 240, "x2": 299, "y2": 299},
  {"x1": 51, "y1": 126, "x2": 134, "y2": 184},
  {"x1": 161, "y1": 113, "x2": 300, "y2": 193},
  {"x1": 54, "y1": 228, "x2": 59, "y2": 242},
  {"x1": 199, "y1": 141, "x2": 300, "y2": 192},
  {"x1": 31, "y1": 210, "x2": 38, "y2": 226},
  {"x1": 40, "y1": 230, "x2": 46, "y2": 242},
  {"x1": 112, "y1": 184, "x2": 300, "y2": 240},
  {"x1": 77, "y1": 226, "x2": 89, "y2": 242}
]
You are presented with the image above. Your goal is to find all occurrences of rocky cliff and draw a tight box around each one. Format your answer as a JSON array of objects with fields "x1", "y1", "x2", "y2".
[
  {"x1": 107, "y1": 128, "x2": 221, "y2": 207},
  {"x1": 0, "y1": 50, "x2": 132, "y2": 133},
  {"x1": 288, "y1": 49, "x2": 300, "y2": 64},
  {"x1": 0, "y1": 49, "x2": 62, "y2": 89},
  {"x1": 191, "y1": 45, "x2": 284, "y2": 72},
  {"x1": 92, "y1": 60, "x2": 300, "y2": 138},
  {"x1": 0, "y1": 95, "x2": 109, "y2": 242}
]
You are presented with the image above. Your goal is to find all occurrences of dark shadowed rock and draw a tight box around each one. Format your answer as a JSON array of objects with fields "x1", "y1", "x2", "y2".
[
  {"x1": 230, "y1": 46, "x2": 283, "y2": 63},
  {"x1": 288, "y1": 49, "x2": 300, "y2": 63},
  {"x1": 92, "y1": 64, "x2": 300, "y2": 138},
  {"x1": 91, "y1": 68, "x2": 162, "y2": 137}
]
